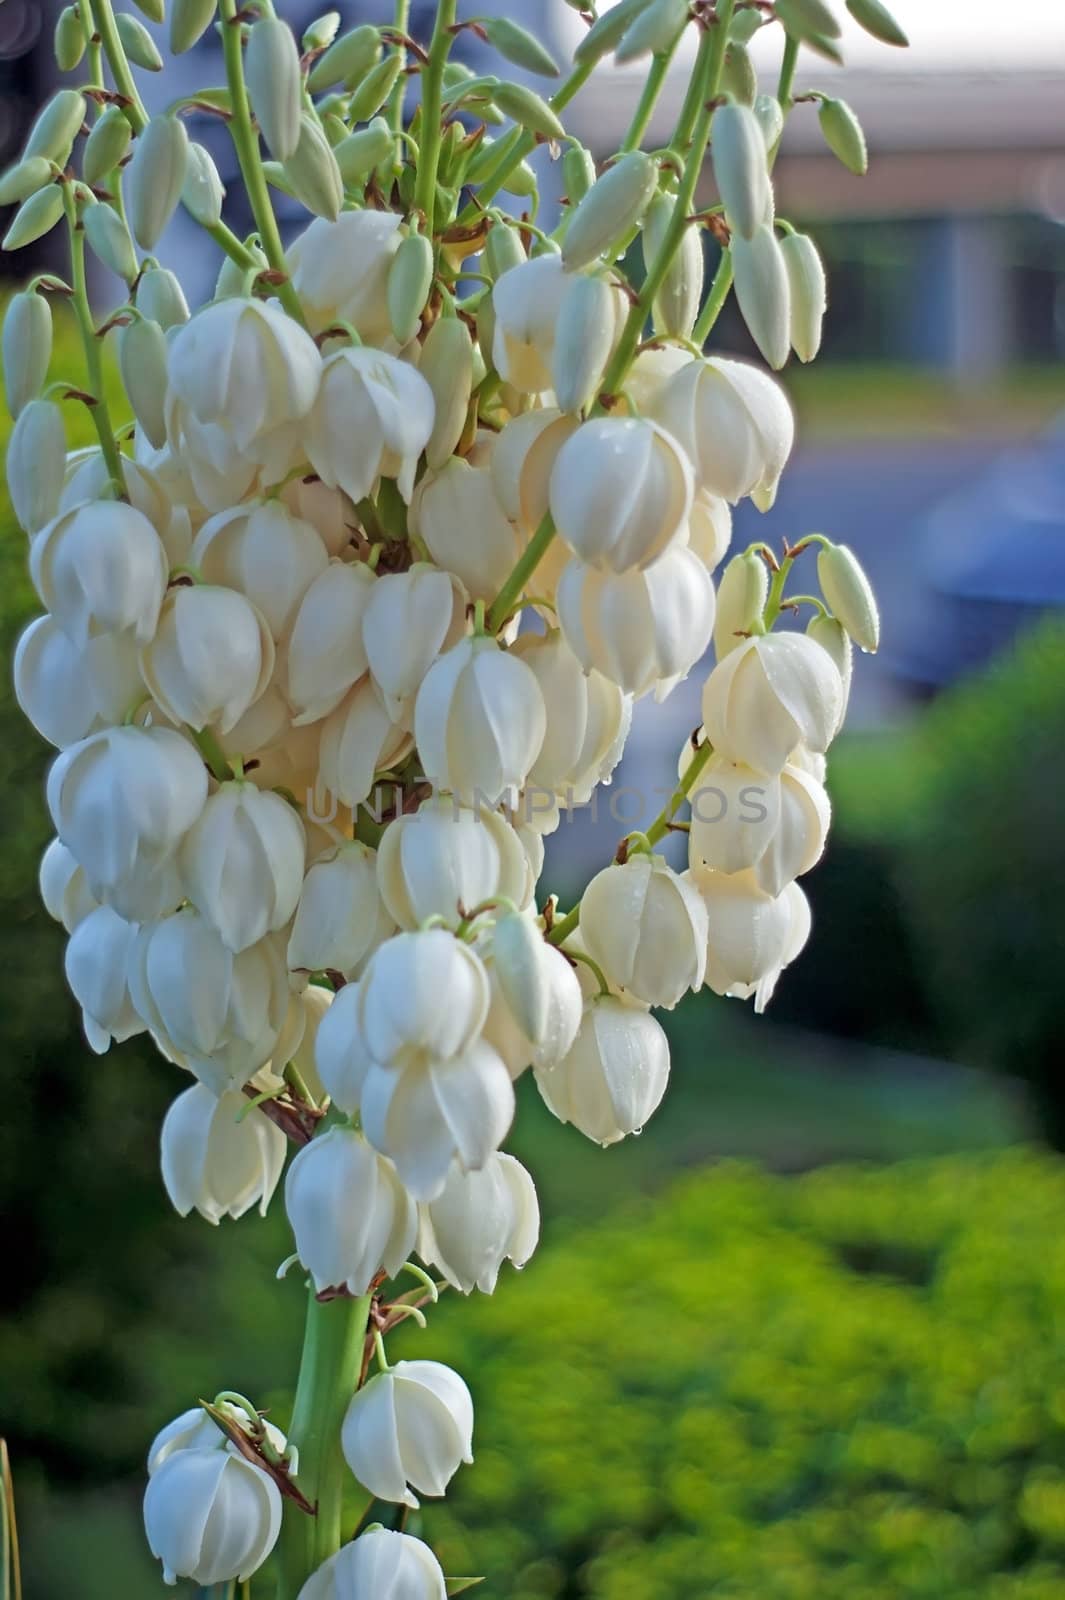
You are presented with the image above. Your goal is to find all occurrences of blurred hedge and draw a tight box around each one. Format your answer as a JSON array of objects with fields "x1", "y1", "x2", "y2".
[{"x1": 418, "y1": 1149, "x2": 1065, "y2": 1600}]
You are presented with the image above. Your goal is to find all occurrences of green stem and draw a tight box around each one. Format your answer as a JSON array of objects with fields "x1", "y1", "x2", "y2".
[
  {"x1": 776, "y1": 33, "x2": 800, "y2": 112},
  {"x1": 206, "y1": 219, "x2": 262, "y2": 273},
  {"x1": 413, "y1": 0, "x2": 457, "y2": 237},
  {"x1": 189, "y1": 726, "x2": 234, "y2": 784},
  {"x1": 546, "y1": 903, "x2": 580, "y2": 948},
  {"x1": 388, "y1": 0, "x2": 412, "y2": 153},
  {"x1": 762, "y1": 552, "x2": 797, "y2": 629},
  {"x1": 486, "y1": 510, "x2": 554, "y2": 633},
  {"x1": 458, "y1": 59, "x2": 594, "y2": 220},
  {"x1": 278, "y1": 1292, "x2": 372, "y2": 1598},
  {"x1": 691, "y1": 249, "x2": 733, "y2": 346},
  {"x1": 62, "y1": 185, "x2": 127, "y2": 498},
  {"x1": 619, "y1": 49, "x2": 673, "y2": 154},
  {"x1": 89, "y1": 0, "x2": 148, "y2": 131},
  {"x1": 218, "y1": 0, "x2": 307, "y2": 326}
]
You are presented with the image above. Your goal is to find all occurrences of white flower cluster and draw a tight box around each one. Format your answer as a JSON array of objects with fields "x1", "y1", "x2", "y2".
[{"x1": 2, "y1": 0, "x2": 895, "y2": 1586}]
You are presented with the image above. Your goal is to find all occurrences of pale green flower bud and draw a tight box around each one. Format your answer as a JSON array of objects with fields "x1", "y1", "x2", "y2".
[
  {"x1": 25, "y1": 89, "x2": 86, "y2": 166},
  {"x1": 387, "y1": 231, "x2": 433, "y2": 345},
  {"x1": 552, "y1": 274, "x2": 623, "y2": 414},
  {"x1": 846, "y1": 0, "x2": 909, "y2": 46},
  {"x1": 115, "y1": 11, "x2": 163, "y2": 69},
  {"x1": 492, "y1": 81, "x2": 566, "y2": 142},
  {"x1": 170, "y1": 0, "x2": 217, "y2": 54},
  {"x1": 0, "y1": 157, "x2": 52, "y2": 207},
  {"x1": 730, "y1": 7, "x2": 764, "y2": 42},
  {"x1": 508, "y1": 158, "x2": 539, "y2": 198},
  {"x1": 283, "y1": 115, "x2": 343, "y2": 220},
  {"x1": 806, "y1": 612, "x2": 852, "y2": 731},
  {"x1": 818, "y1": 97, "x2": 868, "y2": 175},
  {"x1": 482, "y1": 16, "x2": 560, "y2": 76},
  {"x1": 120, "y1": 316, "x2": 170, "y2": 449},
  {"x1": 3, "y1": 184, "x2": 64, "y2": 251},
  {"x1": 7, "y1": 399, "x2": 66, "y2": 534},
  {"x1": 54, "y1": 6, "x2": 86, "y2": 72},
  {"x1": 420, "y1": 316, "x2": 474, "y2": 469},
  {"x1": 562, "y1": 144, "x2": 596, "y2": 205},
  {"x1": 3, "y1": 290, "x2": 52, "y2": 418},
  {"x1": 562, "y1": 150, "x2": 657, "y2": 272},
  {"x1": 215, "y1": 239, "x2": 267, "y2": 299},
  {"x1": 335, "y1": 118, "x2": 393, "y2": 185},
  {"x1": 752, "y1": 93, "x2": 784, "y2": 151},
  {"x1": 711, "y1": 100, "x2": 771, "y2": 240},
  {"x1": 83, "y1": 104, "x2": 132, "y2": 187},
  {"x1": 817, "y1": 542, "x2": 880, "y2": 653},
  {"x1": 713, "y1": 549, "x2": 770, "y2": 659},
  {"x1": 302, "y1": 10, "x2": 341, "y2": 52},
  {"x1": 484, "y1": 219, "x2": 526, "y2": 281},
  {"x1": 246, "y1": 15, "x2": 303, "y2": 163},
  {"x1": 307, "y1": 23, "x2": 380, "y2": 91},
  {"x1": 127, "y1": 115, "x2": 189, "y2": 248},
  {"x1": 181, "y1": 140, "x2": 225, "y2": 228},
  {"x1": 83, "y1": 199, "x2": 138, "y2": 280},
  {"x1": 721, "y1": 39, "x2": 757, "y2": 105},
  {"x1": 775, "y1": 0, "x2": 841, "y2": 41},
  {"x1": 645, "y1": 192, "x2": 704, "y2": 341},
  {"x1": 780, "y1": 231, "x2": 826, "y2": 363},
  {"x1": 575, "y1": 0, "x2": 655, "y2": 64},
  {"x1": 347, "y1": 53, "x2": 403, "y2": 123},
  {"x1": 616, "y1": 0, "x2": 690, "y2": 64},
  {"x1": 132, "y1": 0, "x2": 165, "y2": 22},
  {"x1": 731, "y1": 223, "x2": 791, "y2": 370},
  {"x1": 136, "y1": 265, "x2": 189, "y2": 329}
]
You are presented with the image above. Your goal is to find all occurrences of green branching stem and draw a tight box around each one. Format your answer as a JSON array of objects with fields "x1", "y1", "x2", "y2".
[
  {"x1": 486, "y1": 510, "x2": 554, "y2": 633},
  {"x1": 457, "y1": 59, "x2": 594, "y2": 220},
  {"x1": 218, "y1": 0, "x2": 306, "y2": 326},
  {"x1": 277, "y1": 1292, "x2": 373, "y2": 1598},
  {"x1": 62, "y1": 185, "x2": 127, "y2": 498},
  {"x1": 388, "y1": 0, "x2": 412, "y2": 152},
  {"x1": 777, "y1": 32, "x2": 800, "y2": 112},
  {"x1": 189, "y1": 726, "x2": 234, "y2": 784},
  {"x1": 88, "y1": 0, "x2": 149, "y2": 131},
  {"x1": 692, "y1": 249, "x2": 733, "y2": 346},
  {"x1": 619, "y1": 47, "x2": 674, "y2": 155},
  {"x1": 413, "y1": 0, "x2": 457, "y2": 238}
]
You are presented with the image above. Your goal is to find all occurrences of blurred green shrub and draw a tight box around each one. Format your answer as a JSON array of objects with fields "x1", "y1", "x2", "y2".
[{"x1": 418, "y1": 1149, "x2": 1065, "y2": 1599}]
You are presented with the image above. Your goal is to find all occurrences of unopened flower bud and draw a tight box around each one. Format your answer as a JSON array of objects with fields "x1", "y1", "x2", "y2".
[
  {"x1": 846, "y1": 0, "x2": 909, "y2": 47},
  {"x1": 817, "y1": 542, "x2": 880, "y2": 652},
  {"x1": 283, "y1": 115, "x2": 343, "y2": 220},
  {"x1": 818, "y1": 96, "x2": 868, "y2": 175},
  {"x1": 3, "y1": 184, "x2": 65, "y2": 251},
  {"x1": 181, "y1": 140, "x2": 225, "y2": 228},
  {"x1": 753, "y1": 92, "x2": 784, "y2": 150},
  {"x1": 83, "y1": 103, "x2": 133, "y2": 186},
  {"x1": 32, "y1": 499, "x2": 168, "y2": 644},
  {"x1": 126, "y1": 115, "x2": 188, "y2": 248},
  {"x1": 298, "y1": 1528, "x2": 446, "y2": 1600},
  {"x1": 414, "y1": 635, "x2": 547, "y2": 808},
  {"x1": 536, "y1": 996, "x2": 670, "y2": 1145},
  {"x1": 3, "y1": 290, "x2": 51, "y2": 418},
  {"x1": 711, "y1": 100, "x2": 771, "y2": 239},
  {"x1": 416, "y1": 1151, "x2": 539, "y2": 1294},
  {"x1": 731, "y1": 223, "x2": 791, "y2": 370},
  {"x1": 616, "y1": 0, "x2": 690, "y2": 62},
  {"x1": 780, "y1": 231, "x2": 826, "y2": 363},
  {"x1": 25, "y1": 89, "x2": 86, "y2": 165},
  {"x1": 342, "y1": 1360, "x2": 473, "y2": 1508},
  {"x1": 120, "y1": 315, "x2": 169, "y2": 448},
  {"x1": 562, "y1": 143, "x2": 596, "y2": 204},
  {"x1": 308, "y1": 23, "x2": 381, "y2": 91},
  {"x1": 721, "y1": 38, "x2": 757, "y2": 104},
  {"x1": 161, "y1": 1083, "x2": 287, "y2": 1223},
  {"x1": 702, "y1": 631, "x2": 844, "y2": 774},
  {"x1": 484, "y1": 218, "x2": 526, "y2": 281},
  {"x1": 551, "y1": 273, "x2": 625, "y2": 414},
  {"x1": 806, "y1": 612, "x2": 852, "y2": 732},
  {"x1": 561, "y1": 150, "x2": 657, "y2": 271},
  {"x1": 419, "y1": 315, "x2": 475, "y2": 469},
  {"x1": 550, "y1": 415, "x2": 692, "y2": 572},
  {"x1": 713, "y1": 549, "x2": 770, "y2": 658},
  {"x1": 0, "y1": 158, "x2": 53, "y2": 208},
  {"x1": 334, "y1": 117, "x2": 393, "y2": 184},
  {"x1": 136, "y1": 265, "x2": 190, "y2": 330},
  {"x1": 114, "y1": 11, "x2": 162, "y2": 68},
  {"x1": 245, "y1": 15, "x2": 303, "y2": 162},
  {"x1": 288, "y1": 843, "x2": 385, "y2": 980},
  {"x1": 171, "y1": 0, "x2": 217, "y2": 52},
  {"x1": 575, "y1": 0, "x2": 657, "y2": 66},
  {"x1": 644, "y1": 192, "x2": 705, "y2": 341},
  {"x1": 347, "y1": 52, "x2": 404, "y2": 123},
  {"x1": 54, "y1": 6, "x2": 85, "y2": 70},
  {"x1": 386, "y1": 231, "x2": 434, "y2": 345},
  {"x1": 144, "y1": 1447, "x2": 281, "y2": 1586},
  {"x1": 284, "y1": 1125, "x2": 416, "y2": 1294},
  {"x1": 7, "y1": 399, "x2": 65, "y2": 532}
]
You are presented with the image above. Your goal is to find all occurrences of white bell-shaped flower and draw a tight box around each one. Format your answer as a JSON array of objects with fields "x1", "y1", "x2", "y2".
[
  {"x1": 180, "y1": 783, "x2": 306, "y2": 953},
  {"x1": 284, "y1": 1125, "x2": 416, "y2": 1295},
  {"x1": 288, "y1": 842, "x2": 384, "y2": 978},
  {"x1": 282, "y1": 560, "x2": 375, "y2": 724},
  {"x1": 47, "y1": 725, "x2": 207, "y2": 919},
  {"x1": 376, "y1": 796, "x2": 529, "y2": 930},
  {"x1": 298, "y1": 1528, "x2": 446, "y2": 1600},
  {"x1": 341, "y1": 1359, "x2": 473, "y2": 1508},
  {"x1": 690, "y1": 867, "x2": 811, "y2": 1012},
  {"x1": 414, "y1": 636, "x2": 547, "y2": 808},
  {"x1": 356, "y1": 928, "x2": 489, "y2": 1068},
  {"x1": 315, "y1": 676, "x2": 413, "y2": 810},
  {"x1": 140, "y1": 584, "x2": 275, "y2": 735},
  {"x1": 304, "y1": 346, "x2": 435, "y2": 506},
  {"x1": 192, "y1": 500, "x2": 330, "y2": 642},
  {"x1": 359, "y1": 1038, "x2": 515, "y2": 1200},
  {"x1": 557, "y1": 547, "x2": 715, "y2": 699},
  {"x1": 485, "y1": 911, "x2": 583, "y2": 1070},
  {"x1": 416, "y1": 1151, "x2": 539, "y2": 1294},
  {"x1": 287, "y1": 209, "x2": 404, "y2": 339},
  {"x1": 689, "y1": 756, "x2": 830, "y2": 896},
  {"x1": 646, "y1": 354, "x2": 794, "y2": 508},
  {"x1": 687, "y1": 487, "x2": 732, "y2": 571},
  {"x1": 39, "y1": 837, "x2": 98, "y2": 932},
  {"x1": 491, "y1": 409, "x2": 578, "y2": 597},
  {"x1": 363, "y1": 564, "x2": 468, "y2": 729},
  {"x1": 579, "y1": 854, "x2": 708, "y2": 1008},
  {"x1": 701, "y1": 631, "x2": 844, "y2": 775},
  {"x1": 409, "y1": 454, "x2": 523, "y2": 601},
  {"x1": 549, "y1": 416, "x2": 693, "y2": 573},
  {"x1": 536, "y1": 997, "x2": 670, "y2": 1146},
  {"x1": 129, "y1": 912, "x2": 289, "y2": 1094},
  {"x1": 60, "y1": 448, "x2": 193, "y2": 568},
  {"x1": 147, "y1": 1403, "x2": 287, "y2": 1476},
  {"x1": 312, "y1": 980, "x2": 368, "y2": 1113},
  {"x1": 143, "y1": 1446, "x2": 282, "y2": 1586},
  {"x1": 280, "y1": 474, "x2": 356, "y2": 559},
  {"x1": 64, "y1": 903, "x2": 145, "y2": 1054},
  {"x1": 510, "y1": 630, "x2": 631, "y2": 820},
  {"x1": 490, "y1": 252, "x2": 570, "y2": 393},
  {"x1": 14, "y1": 614, "x2": 101, "y2": 748},
  {"x1": 166, "y1": 295, "x2": 321, "y2": 452},
  {"x1": 30, "y1": 499, "x2": 167, "y2": 646},
  {"x1": 161, "y1": 1083, "x2": 287, "y2": 1223}
]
